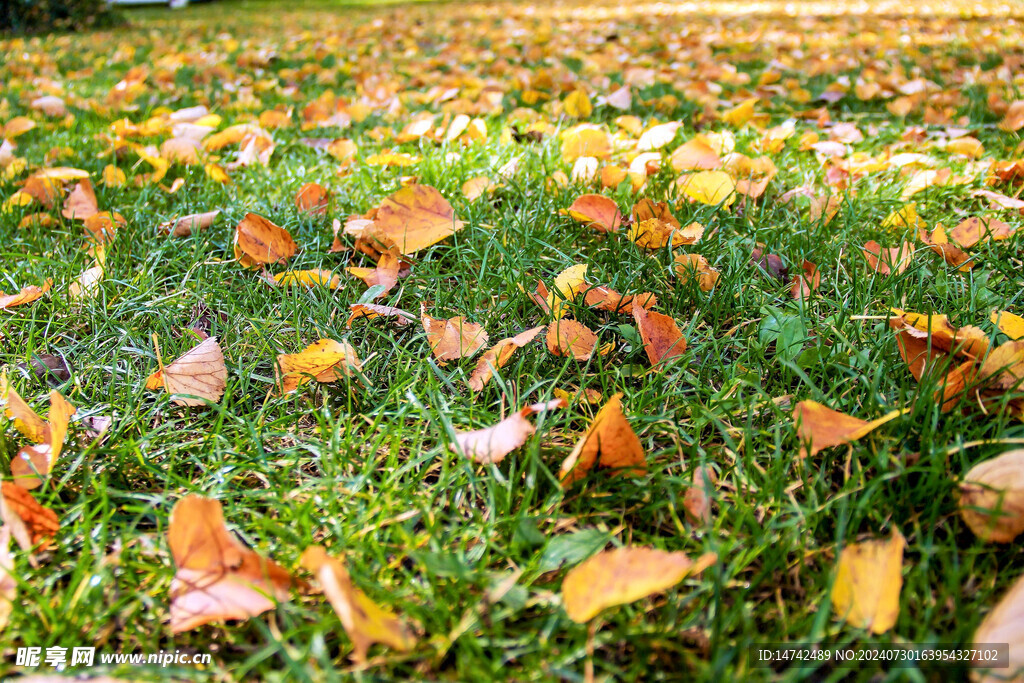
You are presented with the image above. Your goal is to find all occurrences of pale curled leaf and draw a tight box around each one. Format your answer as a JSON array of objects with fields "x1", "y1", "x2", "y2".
[
  {"x1": 452, "y1": 399, "x2": 567, "y2": 464},
  {"x1": 468, "y1": 326, "x2": 544, "y2": 392}
]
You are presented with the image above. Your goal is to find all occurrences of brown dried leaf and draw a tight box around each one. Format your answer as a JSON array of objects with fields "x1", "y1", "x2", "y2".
[
  {"x1": 546, "y1": 320, "x2": 598, "y2": 361},
  {"x1": 160, "y1": 210, "x2": 220, "y2": 237},
  {"x1": 560, "y1": 393, "x2": 646, "y2": 486},
  {"x1": 632, "y1": 300, "x2": 687, "y2": 365},
  {"x1": 233, "y1": 213, "x2": 298, "y2": 268},
  {"x1": 467, "y1": 326, "x2": 544, "y2": 392},
  {"x1": 61, "y1": 178, "x2": 98, "y2": 220},
  {"x1": 347, "y1": 304, "x2": 416, "y2": 328},
  {"x1": 146, "y1": 337, "x2": 227, "y2": 406}
]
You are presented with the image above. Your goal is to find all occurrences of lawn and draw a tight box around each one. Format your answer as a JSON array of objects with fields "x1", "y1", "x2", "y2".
[{"x1": 2, "y1": 0, "x2": 1024, "y2": 680}]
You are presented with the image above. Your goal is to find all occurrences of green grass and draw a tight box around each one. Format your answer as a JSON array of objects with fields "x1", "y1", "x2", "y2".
[{"x1": 2, "y1": 0, "x2": 1024, "y2": 680}]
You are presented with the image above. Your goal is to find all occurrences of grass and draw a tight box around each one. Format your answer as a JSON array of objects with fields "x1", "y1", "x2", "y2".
[{"x1": 2, "y1": 0, "x2": 1024, "y2": 680}]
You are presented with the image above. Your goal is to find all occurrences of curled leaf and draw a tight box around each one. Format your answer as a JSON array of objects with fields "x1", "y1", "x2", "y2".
[
  {"x1": 468, "y1": 326, "x2": 544, "y2": 392},
  {"x1": 792, "y1": 400, "x2": 904, "y2": 458},
  {"x1": 560, "y1": 393, "x2": 646, "y2": 486},
  {"x1": 452, "y1": 399, "x2": 566, "y2": 464}
]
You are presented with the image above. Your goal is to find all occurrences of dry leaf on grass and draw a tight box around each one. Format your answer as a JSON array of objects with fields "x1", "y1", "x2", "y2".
[
  {"x1": 560, "y1": 393, "x2": 646, "y2": 486},
  {"x1": 347, "y1": 303, "x2": 416, "y2": 328},
  {"x1": 300, "y1": 545, "x2": 416, "y2": 663},
  {"x1": 159, "y1": 210, "x2": 220, "y2": 237},
  {"x1": 790, "y1": 260, "x2": 820, "y2": 300},
  {"x1": 918, "y1": 224, "x2": 973, "y2": 271},
  {"x1": 541, "y1": 263, "x2": 588, "y2": 319},
  {"x1": 277, "y1": 339, "x2": 362, "y2": 393},
  {"x1": 146, "y1": 337, "x2": 227, "y2": 406},
  {"x1": 295, "y1": 182, "x2": 330, "y2": 214},
  {"x1": 0, "y1": 280, "x2": 52, "y2": 310},
  {"x1": 973, "y1": 572, "x2": 1024, "y2": 683},
  {"x1": 683, "y1": 466, "x2": 717, "y2": 525},
  {"x1": 948, "y1": 216, "x2": 1014, "y2": 248},
  {"x1": 1, "y1": 482, "x2": 59, "y2": 554},
  {"x1": 673, "y1": 254, "x2": 719, "y2": 292},
  {"x1": 233, "y1": 213, "x2": 298, "y2": 268},
  {"x1": 992, "y1": 311, "x2": 1024, "y2": 340},
  {"x1": 562, "y1": 194, "x2": 623, "y2": 232},
  {"x1": 677, "y1": 170, "x2": 736, "y2": 207},
  {"x1": 62, "y1": 178, "x2": 98, "y2": 220},
  {"x1": 562, "y1": 547, "x2": 717, "y2": 623},
  {"x1": 422, "y1": 315, "x2": 488, "y2": 363},
  {"x1": 583, "y1": 284, "x2": 657, "y2": 314},
  {"x1": 830, "y1": 529, "x2": 904, "y2": 634},
  {"x1": 792, "y1": 400, "x2": 904, "y2": 458},
  {"x1": 546, "y1": 319, "x2": 598, "y2": 361},
  {"x1": 10, "y1": 390, "x2": 75, "y2": 489},
  {"x1": 168, "y1": 495, "x2": 297, "y2": 633},
  {"x1": 452, "y1": 399, "x2": 566, "y2": 464},
  {"x1": 977, "y1": 341, "x2": 1024, "y2": 390},
  {"x1": 632, "y1": 301, "x2": 687, "y2": 365},
  {"x1": 272, "y1": 269, "x2": 342, "y2": 289},
  {"x1": 347, "y1": 249, "x2": 400, "y2": 297},
  {"x1": 863, "y1": 240, "x2": 914, "y2": 275},
  {"x1": 959, "y1": 450, "x2": 1024, "y2": 543},
  {"x1": 467, "y1": 326, "x2": 544, "y2": 392},
  {"x1": 364, "y1": 185, "x2": 463, "y2": 255}
]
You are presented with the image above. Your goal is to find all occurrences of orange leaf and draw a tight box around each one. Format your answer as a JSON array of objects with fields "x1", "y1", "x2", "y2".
[
  {"x1": 468, "y1": 326, "x2": 544, "y2": 392},
  {"x1": 168, "y1": 496, "x2": 297, "y2": 633},
  {"x1": 562, "y1": 194, "x2": 622, "y2": 232},
  {"x1": 627, "y1": 199, "x2": 682, "y2": 249},
  {"x1": 632, "y1": 301, "x2": 687, "y2": 365},
  {"x1": 669, "y1": 138, "x2": 721, "y2": 172},
  {"x1": 673, "y1": 253, "x2": 719, "y2": 291},
  {"x1": 273, "y1": 269, "x2": 342, "y2": 290},
  {"x1": 546, "y1": 319, "x2": 598, "y2": 361},
  {"x1": 277, "y1": 339, "x2": 362, "y2": 393},
  {"x1": 295, "y1": 182, "x2": 330, "y2": 215},
  {"x1": 146, "y1": 337, "x2": 227, "y2": 406},
  {"x1": 562, "y1": 547, "x2": 717, "y2": 623},
  {"x1": 346, "y1": 249, "x2": 400, "y2": 298},
  {"x1": 792, "y1": 400, "x2": 904, "y2": 458},
  {"x1": 452, "y1": 399, "x2": 566, "y2": 464},
  {"x1": 583, "y1": 284, "x2": 657, "y2": 314},
  {"x1": 366, "y1": 185, "x2": 463, "y2": 255},
  {"x1": 347, "y1": 303, "x2": 416, "y2": 328},
  {"x1": 233, "y1": 213, "x2": 298, "y2": 268},
  {"x1": 83, "y1": 211, "x2": 126, "y2": 244},
  {"x1": 0, "y1": 482, "x2": 59, "y2": 554},
  {"x1": 992, "y1": 311, "x2": 1024, "y2": 341},
  {"x1": 790, "y1": 260, "x2": 820, "y2": 300},
  {"x1": 11, "y1": 391, "x2": 75, "y2": 490},
  {"x1": 948, "y1": 216, "x2": 1015, "y2": 249},
  {"x1": 422, "y1": 315, "x2": 488, "y2": 362},
  {"x1": 0, "y1": 279, "x2": 52, "y2": 310},
  {"x1": 61, "y1": 178, "x2": 98, "y2": 220},
  {"x1": 560, "y1": 393, "x2": 646, "y2": 486}
]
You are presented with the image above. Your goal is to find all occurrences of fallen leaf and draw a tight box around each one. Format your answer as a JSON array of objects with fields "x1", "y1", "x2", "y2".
[
  {"x1": 277, "y1": 339, "x2": 362, "y2": 393},
  {"x1": 462, "y1": 176, "x2": 495, "y2": 201},
  {"x1": 468, "y1": 326, "x2": 544, "y2": 392},
  {"x1": 948, "y1": 216, "x2": 1015, "y2": 248},
  {"x1": 919, "y1": 224, "x2": 973, "y2": 271},
  {"x1": 422, "y1": 315, "x2": 488, "y2": 363},
  {"x1": 583, "y1": 284, "x2": 657, "y2": 314},
  {"x1": 830, "y1": 529, "x2": 905, "y2": 634},
  {"x1": 863, "y1": 240, "x2": 914, "y2": 275},
  {"x1": 978, "y1": 341, "x2": 1024, "y2": 390},
  {"x1": 365, "y1": 185, "x2": 463, "y2": 255},
  {"x1": 0, "y1": 280, "x2": 52, "y2": 310},
  {"x1": 168, "y1": 495, "x2": 296, "y2": 633},
  {"x1": 563, "y1": 89, "x2": 592, "y2": 119},
  {"x1": 160, "y1": 210, "x2": 220, "y2": 237},
  {"x1": 750, "y1": 247, "x2": 788, "y2": 281},
  {"x1": 674, "y1": 254, "x2": 719, "y2": 291},
  {"x1": 544, "y1": 263, "x2": 589, "y2": 319},
  {"x1": 628, "y1": 199, "x2": 681, "y2": 249},
  {"x1": 561, "y1": 126, "x2": 611, "y2": 162},
  {"x1": 83, "y1": 212, "x2": 126, "y2": 244},
  {"x1": 300, "y1": 545, "x2": 415, "y2": 663},
  {"x1": 0, "y1": 526, "x2": 14, "y2": 631},
  {"x1": 233, "y1": 213, "x2": 298, "y2": 268},
  {"x1": 295, "y1": 182, "x2": 330, "y2": 214},
  {"x1": 61, "y1": 178, "x2": 98, "y2": 220},
  {"x1": 0, "y1": 482, "x2": 58, "y2": 553},
  {"x1": 792, "y1": 400, "x2": 904, "y2": 458},
  {"x1": 546, "y1": 319, "x2": 598, "y2": 361},
  {"x1": 273, "y1": 269, "x2": 342, "y2": 289},
  {"x1": 146, "y1": 337, "x2": 227, "y2": 406},
  {"x1": 347, "y1": 303, "x2": 416, "y2": 328},
  {"x1": 347, "y1": 249, "x2": 400, "y2": 297},
  {"x1": 553, "y1": 386, "x2": 603, "y2": 405},
  {"x1": 677, "y1": 170, "x2": 736, "y2": 207},
  {"x1": 562, "y1": 194, "x2": 622, "y2": 232},
  {"x1": 10, "y1": 390, "x2": 75, "y2": 489},
  {"x1": 562, "y1": 547, "x2": 717, "y2": 623},
  {"x1": 670, "y1": 138, "x2": 721, "y2": 172},
  {"x1": 790, "y1": 260, "x2": 820, "y2": 300},
  {"x1": 632, "y1": 300, "x2": 687, "y2": 365},
  {"x1": 560, "y1": 393, "x2": 646, "y2": 485},
  {"x1": 972, "y1": 572, "x2": 1024, "y2": 683},
  {"x1": 992, "y1": 311, "x2": 1024, "y2": 340},
  {"x1": 452, "y1": 399, "x2": 566, "y2": 464},
  {"x1": 683, "y1": 466, "x2": 716, "y2": 525},
  {"x1": 959, "y1": 449, "x2": 1024, "y2": 543}
]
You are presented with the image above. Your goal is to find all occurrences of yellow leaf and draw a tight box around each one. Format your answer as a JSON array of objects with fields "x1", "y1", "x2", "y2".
[
  {"x1": 563, "y1": 89, "x2": 592, "y2": 119},
  {"x1": 300, "y1": 546, "x2": 415, "y2": 663},
  {"x1": 277, "y1": 339, "x2": 362, "y2": 393},
  {"x1": 544, "y1": 263, "x2": 588, "y2": 319},
  {"x1": 562, "y1": 547, "x2": 717, "y2": 623},
  {"x1": 365, "y1": 185, "x2": 463, "y2": 255},
  {"x1": 101, "y1": 164, "x2": 126, "y2": 187},
  {"x1": 677, "y1": 171, "x2": 736, "y2": 207},
  {"x1": 992, "y1": 311, "x2": 1024, "y2": 340},
  {"x1": 422, "y1": 315, "x2": 488, "y2": 363},
  {"x1": 831, "y1": 530, "x2": 905, "y2": 634},
  {"x1": 273, "y1": 269, "x2": 341, "y2": 289}
]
